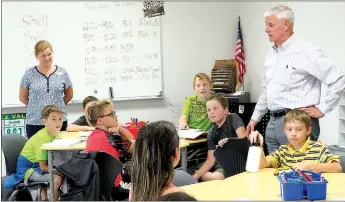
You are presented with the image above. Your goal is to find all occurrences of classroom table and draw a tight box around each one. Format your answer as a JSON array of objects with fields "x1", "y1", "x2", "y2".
[
  {"x1": 49, "y1": 131, "x2": 207, "y2": 171},
  {"x1": 181, "y1": 168, "x2": 345, "y2": 201},
  {"x1": 40, "y1": 131, "x2": 207, "y2": 201}
]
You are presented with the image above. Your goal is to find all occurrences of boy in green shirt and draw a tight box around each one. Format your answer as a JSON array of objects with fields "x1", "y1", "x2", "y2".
[
  {"x1": 179, "y1": 73, "x2": 213, "y2": 131},
  {"x1": 4, "y1": 105, "x2": 64, "y2": 200}
]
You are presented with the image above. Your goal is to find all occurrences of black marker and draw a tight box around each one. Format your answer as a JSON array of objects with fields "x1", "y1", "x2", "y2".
[{"x1": 109, "y1": 87, "x2": 114, "y2": 98}]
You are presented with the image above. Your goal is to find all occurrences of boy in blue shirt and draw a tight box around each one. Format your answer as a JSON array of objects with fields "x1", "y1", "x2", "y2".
[{"x1": 4, "y1": 105, "x2": 64, "y2": 200}]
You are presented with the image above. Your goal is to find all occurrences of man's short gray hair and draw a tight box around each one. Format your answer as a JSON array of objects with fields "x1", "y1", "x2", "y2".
[{"x1": 264, "y1": 5, "x2": 294, "y2": 25}]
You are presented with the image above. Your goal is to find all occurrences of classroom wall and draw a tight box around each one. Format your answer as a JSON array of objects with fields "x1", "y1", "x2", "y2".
[
  {"x1": 237, "y1": 2, "x2": 345, "y2": 145},
  {"x1": 1, "y1": 2, "x2": 239, "y2": 126}
]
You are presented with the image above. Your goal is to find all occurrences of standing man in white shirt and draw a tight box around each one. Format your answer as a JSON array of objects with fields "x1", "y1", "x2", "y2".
[{"x1": 245, "y1": 5, "x2": 345, "y2": 154}]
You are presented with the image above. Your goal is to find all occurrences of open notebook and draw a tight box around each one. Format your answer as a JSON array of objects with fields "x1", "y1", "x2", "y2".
[
  {"x1": 178, "y1": 129, "x2": 207, "y2": 139},
  {"x1": 42, "y1": 138, "x2": 83, "y2": 147}
]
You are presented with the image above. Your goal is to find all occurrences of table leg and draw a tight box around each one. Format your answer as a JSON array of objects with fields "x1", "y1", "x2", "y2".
[
  {"x1": 181, "y1": 147, "x2": 188, "y2": 172},
  {"x1": 48, "y1": 150, "x2": 54, "y2": 201}
]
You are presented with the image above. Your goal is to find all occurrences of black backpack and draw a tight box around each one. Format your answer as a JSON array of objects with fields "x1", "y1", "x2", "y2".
[{"x1": 56, "y1": 151, "x2": 100, "y2": 201}]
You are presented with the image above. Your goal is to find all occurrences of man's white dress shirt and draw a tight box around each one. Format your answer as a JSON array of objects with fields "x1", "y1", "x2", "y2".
[{"x1": 252, "y1": 34, "x2": 345, "y2": 122}]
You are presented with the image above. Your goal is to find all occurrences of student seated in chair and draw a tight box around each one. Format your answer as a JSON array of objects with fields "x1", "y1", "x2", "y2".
[
  {"x1": 130, "y1": 121, "x2": 186, "y2": 201},
  {"x1": 4, "y1": 105, "x2": 64, "y2": 201},
  {"x1": 193, "y1": 95, "x2": 246, "y2": 181},
  {"x1": 84, "y1": 100, "x2": 135, "y2": 199},
  {"x1": 68, "y1": 96, "x2": 133, "y2": 140},
  {"x1": 66, "y1": 96, "x2": 98, "y2": 132},
  {"x1": 249, "y1": 109, "x2": 343, "y2": 173},
  {"x1": 179, "y1": 73, "x2": 213, "y2": 131}
]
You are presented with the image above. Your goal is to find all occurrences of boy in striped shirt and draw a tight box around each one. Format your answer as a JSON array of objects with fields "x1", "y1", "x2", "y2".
[{"x1": 249, "y1": 109, "x2": 342, "y2": 173}]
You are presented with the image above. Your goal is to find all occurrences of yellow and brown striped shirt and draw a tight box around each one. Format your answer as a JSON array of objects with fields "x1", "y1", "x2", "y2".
[{"x1": 267, "y1": 138, "x2": 340, "y2": 168}]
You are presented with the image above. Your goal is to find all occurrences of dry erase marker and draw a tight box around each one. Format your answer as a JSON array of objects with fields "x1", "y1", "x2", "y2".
[{"x1": 109, "y1": 87, "x2": 114, "y2": 98}]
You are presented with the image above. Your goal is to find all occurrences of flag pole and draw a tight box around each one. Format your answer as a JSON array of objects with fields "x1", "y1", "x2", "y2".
[
  {"x1": 239, "y1": 16, "x2": 245, "y2": 91},
  {"x1": 235, "y1": 15, "x2": 245, "y2": 92}
]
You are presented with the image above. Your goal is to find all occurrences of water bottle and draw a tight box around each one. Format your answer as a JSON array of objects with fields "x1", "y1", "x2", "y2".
[{"x1": 245, "y1": 140, "x2": 261, "y2": 173}]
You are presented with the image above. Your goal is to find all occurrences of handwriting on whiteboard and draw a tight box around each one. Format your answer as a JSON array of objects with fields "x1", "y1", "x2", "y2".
[
  {"x1": 21, "y1": 14, "x2": 48, "y2": 66},
  {"x1": 82, "y1": 5, "x2": 161, "y2": 87}
]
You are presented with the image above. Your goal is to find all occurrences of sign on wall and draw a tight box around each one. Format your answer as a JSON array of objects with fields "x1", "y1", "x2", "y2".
[{"x1": 1, "y1": 113, "x2": 26, "y2": 137}]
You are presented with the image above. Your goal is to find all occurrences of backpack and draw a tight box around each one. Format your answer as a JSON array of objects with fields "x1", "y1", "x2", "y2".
[{"x1": 56, "y1": 151, "x2": 100, "y2": 201}]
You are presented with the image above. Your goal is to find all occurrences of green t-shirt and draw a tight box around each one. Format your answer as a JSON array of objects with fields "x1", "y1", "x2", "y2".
[
  {"x1": 20, "y1": 128, "x2": 54, "y2": 179},
  {"x1": 182, "y1": 95, "x2": 213, "y2": 131}
]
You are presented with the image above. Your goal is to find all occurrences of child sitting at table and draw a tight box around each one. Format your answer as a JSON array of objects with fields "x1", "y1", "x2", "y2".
[
  {"x1": 4, "y1": 105, "x2": 64, "y2": 201},
  {"x1": 66, "y1": 95, "x2": 98, "y2": 132},
  {"x1": 75, "y1": 97, "x2": 133, "y2": 140},
  {"x1": 179, "y1": 73, "x2": 213, "y2": 131},
  {"x1": 130, "y1": 121, "x2": 186, "y2": 201},
  {"x1": 84, "y1": 100, "x2": 135, "y2": 199},
  {"x1": 249, "y1": 109, "x2": 342, "y2": 173},
  {"x1": 193, "y1": 95, "x2": 246, "y2": 181}
]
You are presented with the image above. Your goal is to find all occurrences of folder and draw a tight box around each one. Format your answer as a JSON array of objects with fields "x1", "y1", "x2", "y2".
[{"x1": 214, "y1": 137, "x2": 251, "y2": 177}]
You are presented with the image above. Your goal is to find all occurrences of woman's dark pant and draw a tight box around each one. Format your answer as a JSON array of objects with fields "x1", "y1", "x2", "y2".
[{"x1": 26, "y1": 121, "x2": 68, "y2": 139}]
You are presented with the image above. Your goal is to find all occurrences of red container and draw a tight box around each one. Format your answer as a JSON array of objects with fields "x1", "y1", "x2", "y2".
[
  {"x1": 126, "y1": 127, "x2": 140, "y2": 139},
  {"x1": 124, "y1": 121, "x2": 147, "y2": 139}
]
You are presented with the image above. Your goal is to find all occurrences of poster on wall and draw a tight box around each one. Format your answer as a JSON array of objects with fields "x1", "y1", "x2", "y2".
[{"x1": 1, "y1": 113, "x2": 26, "y2": 137}]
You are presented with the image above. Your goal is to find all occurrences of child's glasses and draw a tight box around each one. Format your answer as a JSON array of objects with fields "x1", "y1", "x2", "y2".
[{"x1": 99, "y1": 110, "x2": 116, "y2": 118}]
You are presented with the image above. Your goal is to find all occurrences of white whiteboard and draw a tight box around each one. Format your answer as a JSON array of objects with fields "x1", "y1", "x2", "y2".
[{"x1": 2, "y1": 2, "x2": 163, "y2": 107}]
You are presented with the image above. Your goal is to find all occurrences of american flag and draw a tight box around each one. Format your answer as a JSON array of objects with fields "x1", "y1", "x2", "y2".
[{"x1": 235, "y1": 16, "x2": 246, "y2": 84}]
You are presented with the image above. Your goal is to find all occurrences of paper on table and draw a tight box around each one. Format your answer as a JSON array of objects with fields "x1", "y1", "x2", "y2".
[
  {"x1": 42, "y1": 138, "x2": 83, "y2": 146},
  {"x1": 178, "y1": 129, "x2": 205, "y2": 139},
  {"x1": 79, "y1": 131, "x2": 92, "y2": 137}
]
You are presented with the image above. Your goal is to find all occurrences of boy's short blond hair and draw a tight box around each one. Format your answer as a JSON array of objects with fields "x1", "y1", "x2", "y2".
[
  {"x1": 41, "y1": 105, "x2": 63, "y2": 119},
  {"x1": 85, "y1": 100, "x2": 113, "y2": 127},
  {"x1": 193, "y1": 73, "x2": 213, "y2": 89},
  {"x1": 284, "y1": 109, "x2": 311, "y2": 128}
]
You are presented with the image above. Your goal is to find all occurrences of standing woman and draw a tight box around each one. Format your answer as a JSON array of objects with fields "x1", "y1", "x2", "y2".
[{"x1": 19, "y1": 40, "x2": 73, "y2": 139}]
